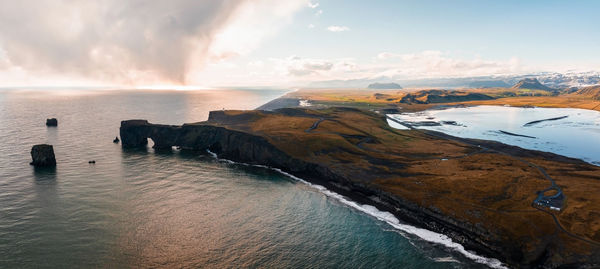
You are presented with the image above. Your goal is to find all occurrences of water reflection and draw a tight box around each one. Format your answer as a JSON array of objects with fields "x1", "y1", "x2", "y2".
[
  {"x1": 32, "y1": 166, "x2": 57, "y2": 182},
  {"x1": 1, "y1": 89, "x2": 479, "y2": 268},
  {"x1": 391, "y1": 105, "x2": 600, "y2": 165}
]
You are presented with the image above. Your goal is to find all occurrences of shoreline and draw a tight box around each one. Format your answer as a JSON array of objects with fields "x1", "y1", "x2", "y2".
[
  {"x1": 198, "y1": 128, "x2": 591, "y2": 268},
  {"x1": 245, "y1": 94, "x2": 511, "y2": 266},
  {"x1": 206, "y1": 149, "x2": 507, "y2": 268}
]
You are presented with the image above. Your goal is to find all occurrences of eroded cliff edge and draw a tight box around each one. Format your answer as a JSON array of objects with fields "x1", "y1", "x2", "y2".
[{"x1": 120, "y1": 108, "x2": 600, "y2": 268}]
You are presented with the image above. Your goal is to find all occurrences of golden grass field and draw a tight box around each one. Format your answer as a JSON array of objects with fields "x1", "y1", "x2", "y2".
[{"x1": 287, "y1": 88, "x2": 600, "y2": 112}]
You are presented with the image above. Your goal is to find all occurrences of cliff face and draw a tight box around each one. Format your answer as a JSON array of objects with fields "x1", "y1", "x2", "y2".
[
  {"x1": 120, "y1": 108, "x2": 600, "y2": 268},
  {"x1": 121, "y1": 118, "x2": 306, "y2": 171},
  {"x1": 30, "y1": 144, "x2": 56, "y2": 167},
  {"x1": 120, "y1": 117, "x2": 506, "y2": 260}
]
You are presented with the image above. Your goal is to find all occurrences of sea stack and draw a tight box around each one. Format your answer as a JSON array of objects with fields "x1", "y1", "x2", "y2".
[
  {"x1": 46, "y1": 118, "x2": 58, "y2": 126},
  {"x1": 30, "y1": 144, "x2": 56, "y2": 167}
]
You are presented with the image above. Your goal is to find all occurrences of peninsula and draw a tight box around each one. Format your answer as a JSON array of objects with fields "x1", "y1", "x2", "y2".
[{"x1": 121, "y1": 103, "x2": 600, "y2": 268}]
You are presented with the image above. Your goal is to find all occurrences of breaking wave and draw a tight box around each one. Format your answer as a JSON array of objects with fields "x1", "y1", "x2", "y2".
[{"x1": 206, "y1": 150, "x2": 507, "y2": 269}]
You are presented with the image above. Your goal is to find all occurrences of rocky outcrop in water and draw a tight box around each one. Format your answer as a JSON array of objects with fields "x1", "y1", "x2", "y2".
[
  {"x1": 120, "y1": 118, "x2": 303, "y2": 170},
  {"x1": 30, "y1": 144, "x2": 56, "y2": 167},
  {"x1": 46, "y1": 118, "x2": 58, "y2": 126}
]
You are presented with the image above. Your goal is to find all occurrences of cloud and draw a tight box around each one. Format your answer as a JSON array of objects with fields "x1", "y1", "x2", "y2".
[
  {"x1": 287, "y1": 58, "x2": 333, "y2": 76},
  {"x1": 0, "y1": 0, "x2": 305, "y2": 86},
  {"x1": 0, "y1": 48, "x2": 10, "y2": 69},
  {"x1": 277, "y1": 56, "x2": 357, "y2": 78},
  {"x1": 315, "y1": 9, "x2": 323, "y2": 16},
  {"x1": 373, "y1": 50, "x2": 523, "y2": 78},
  {"x1": 183, "y1": 51, "x2": 527, "y2": 87},
  {"x1": 249, "y1": 52, "x2": 523, "y2": 85},
  {"x1": 327, "y1": 26, "x2": 350, "y2": 32},
  {"x1": 307, "y1": 1, "x2": 319, "y2": 9},
  {"x1": 376, "y1": 52, "x2": 401, "y2": 60}
]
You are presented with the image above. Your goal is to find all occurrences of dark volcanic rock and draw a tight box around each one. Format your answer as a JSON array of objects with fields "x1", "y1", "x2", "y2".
[
  {"x1": 119, "y1": 120, "x2": 150, "y2": 148},
  {"x1": 46, "y1": 118, "x2": 58, "y2": 126},
  {"x1": 120, "y1": 120, "x2": 297, "y2": 166},
  {"x1": 30, "y1": 144, "x2": 56, "y2": 167}
]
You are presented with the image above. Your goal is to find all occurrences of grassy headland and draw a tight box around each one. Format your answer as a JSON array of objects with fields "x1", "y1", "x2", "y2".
[
  {"x1": 195, "y1": 105, "x2": 600, "y2": 267},
  {"x1": 124, "y1": 85, "x2": 600, "y2": 267},
  {"x1": 250, "y1": 86, "x2": 600, "y2": 267}
]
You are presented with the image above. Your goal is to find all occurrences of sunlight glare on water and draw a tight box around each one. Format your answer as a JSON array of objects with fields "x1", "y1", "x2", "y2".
[{"x1": 0, "y1": 89, "x2": 487, "y2": 268}]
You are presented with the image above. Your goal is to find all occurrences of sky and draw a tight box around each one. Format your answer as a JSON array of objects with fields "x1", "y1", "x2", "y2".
[{"x1": 0, "y1": 0, "x2": 598, "y2": 88}]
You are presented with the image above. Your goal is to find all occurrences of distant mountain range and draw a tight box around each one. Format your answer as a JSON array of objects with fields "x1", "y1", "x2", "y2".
[
  {"x1": 467, "y1": 80, "x2": 511, "y2": 88},
  {"x1": 307, "y1": 71, "x2": 600, "y2": 90},
  {"x1": 367, "y1": 82, "x2": 402, "y2": 89}
]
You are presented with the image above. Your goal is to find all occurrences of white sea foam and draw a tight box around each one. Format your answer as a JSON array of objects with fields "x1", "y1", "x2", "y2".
[
  {"x1": 206, "y1": 150, "x2": 507, "y2": 269},
  {"x1": 434, "y1": 256, "x2": 461, "y2": 263},
  {"x1": 206, "y1": 150, "x2": 218, "y2": 158}
]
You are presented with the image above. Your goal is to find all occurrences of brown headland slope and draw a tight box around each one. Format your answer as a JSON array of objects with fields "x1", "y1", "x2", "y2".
[{"x1": 570, "y1": 85, "x2": 600, "y2": 100}]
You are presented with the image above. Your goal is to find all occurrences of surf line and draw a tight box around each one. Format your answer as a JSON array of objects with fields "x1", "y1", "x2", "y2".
[{"x1": 206, "y1": 150, "x2": 508, "y2": 269}]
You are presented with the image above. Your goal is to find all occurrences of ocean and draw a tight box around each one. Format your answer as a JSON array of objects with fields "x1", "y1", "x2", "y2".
[{"x1": 0, "y1": 89, "x2": 491, "y2": 268}]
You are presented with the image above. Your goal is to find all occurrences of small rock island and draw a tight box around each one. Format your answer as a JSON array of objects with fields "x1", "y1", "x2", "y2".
[
  {"x1": 46, "y1": 118, "x2": 58, "y2": 126},
  {"x1": 30, "y1": 144, "x2": 56, "y2": 167}
]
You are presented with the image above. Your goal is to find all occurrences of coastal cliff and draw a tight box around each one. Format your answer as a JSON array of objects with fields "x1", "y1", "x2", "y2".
[{"x1": 121, "y1": 108, "x2": 600, "y2": 268}]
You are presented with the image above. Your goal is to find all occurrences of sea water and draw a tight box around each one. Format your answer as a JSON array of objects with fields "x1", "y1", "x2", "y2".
[{"x1": 0, "y1": 89, "x2": 491, "y2": 268}]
